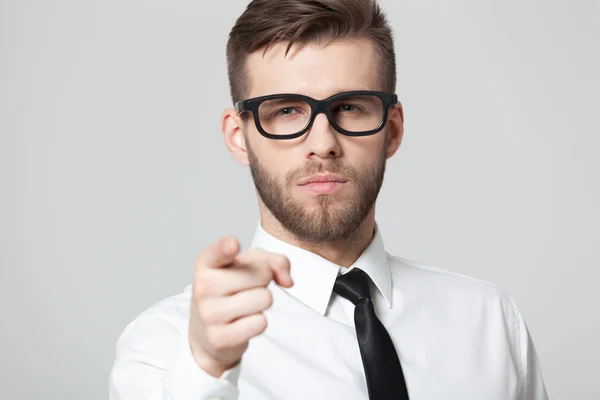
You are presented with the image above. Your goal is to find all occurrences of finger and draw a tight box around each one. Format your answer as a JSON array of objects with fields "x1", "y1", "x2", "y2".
[
  {"x1": 197, "y1": 236, "x2": 240, "y2": 270},
  {"x1": 269, "y1": 254, "x2": 293, "y2": 288},
  {"x1": 207, "y1": 313, "x2": 268, "y2": 349},
  {"x1": 200, "y1": 287, "x2": 273, "y2": 324},
  {"x1": 210, "y1": 264, "x2": 274, "y2": 296},
  {"x1": 195, "y1": 251, "x2": 274, "y2": 297},
  {"x1": 195, "y1": 249, "x2": 291, "y2": 297},
  {"x1": 235, "y1": 249, "x2": 293, "y2": 288}
]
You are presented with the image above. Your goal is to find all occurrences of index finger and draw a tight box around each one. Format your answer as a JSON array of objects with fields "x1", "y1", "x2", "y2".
[
  {"x1": 196, "y1": 236, "x2": 240, "y2": 270},
  {"x1": 235, "y1": 249, "x2": 293, "y2": 288}
]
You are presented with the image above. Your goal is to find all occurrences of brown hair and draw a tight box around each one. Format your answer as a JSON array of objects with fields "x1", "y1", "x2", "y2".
[{"x1": 225, "y1": 0, "x2": 396, "y2": 103}]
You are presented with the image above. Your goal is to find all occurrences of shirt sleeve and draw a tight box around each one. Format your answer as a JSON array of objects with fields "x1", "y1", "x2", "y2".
[
  {"x1": 510, "y1": 297, "x2": 549, "y2": 400},
  {"x1": 109, "y1": 311, "x2": 241, "y2": 400}
]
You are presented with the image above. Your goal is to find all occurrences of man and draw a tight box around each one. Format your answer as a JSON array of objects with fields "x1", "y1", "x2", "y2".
[{"x1": 109, "y1": 0, "x2": 548, "y2": 399}]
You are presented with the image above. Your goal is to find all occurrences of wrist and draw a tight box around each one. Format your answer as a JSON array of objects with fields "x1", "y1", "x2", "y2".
[{"x1": 189, "y1": 338, "x2": 237, "y2": 378}]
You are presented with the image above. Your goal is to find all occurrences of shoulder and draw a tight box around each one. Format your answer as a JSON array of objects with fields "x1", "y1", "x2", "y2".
[
  {"x1": 385, "y1": 254, "x2": 546, "y2": 396},
  {"x1": 388, "y1": 253, "x2": 511, "y2": 295},
  {"x1": 386, "y1": 253, "x2": 522, "y2": 321},
  {"x1": 109, "y1": 286, "x2": 198, "y2": 397},
  {"x1": 114, "y1": 286, "x2": 193, "y2": 357}
]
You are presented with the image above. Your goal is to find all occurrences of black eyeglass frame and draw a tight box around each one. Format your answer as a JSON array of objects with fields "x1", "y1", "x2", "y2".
[{"x1": 234, "y1": 90, "x2": 399, "y2": 140}]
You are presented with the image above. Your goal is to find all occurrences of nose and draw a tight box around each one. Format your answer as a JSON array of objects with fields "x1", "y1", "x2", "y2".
[{"x1": 304, "y1": 113, "x2": 342, "y2": 159}]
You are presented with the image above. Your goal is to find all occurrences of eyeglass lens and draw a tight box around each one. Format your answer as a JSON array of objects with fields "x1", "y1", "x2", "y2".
[{"x1": 257, "y1": 94, "x2": 385, "y2": 136}]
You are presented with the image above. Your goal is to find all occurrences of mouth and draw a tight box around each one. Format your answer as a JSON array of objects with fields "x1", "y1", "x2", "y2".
[
  {"x1": 297, "y1": 174, "x2": 348, "y2": 195},
  {"x1": 297, "y1": 173, "x2": 348, "y2": 186}
]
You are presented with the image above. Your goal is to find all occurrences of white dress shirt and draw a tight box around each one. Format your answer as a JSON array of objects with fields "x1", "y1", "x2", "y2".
[{"x1": 109, "y1": 222, "x2": 549, "y2": 400}]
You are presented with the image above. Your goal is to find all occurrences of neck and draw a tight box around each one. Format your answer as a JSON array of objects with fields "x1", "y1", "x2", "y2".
[{"x1": 258, "y1": 206, "x2": 377, "y2": 268}]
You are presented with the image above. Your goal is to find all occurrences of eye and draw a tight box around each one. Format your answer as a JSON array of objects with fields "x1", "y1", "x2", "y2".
[
  {"x1": 334, "y1": 104, "x2": 362, "y2": 113},
  {"x1": 275, "y1": 107, "x2": 300, "y2": 116}
]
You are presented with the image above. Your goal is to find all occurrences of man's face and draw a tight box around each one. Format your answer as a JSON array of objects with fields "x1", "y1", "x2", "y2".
[{"x1": 238, "y1": 37, "x2": 400, "y2": 243}]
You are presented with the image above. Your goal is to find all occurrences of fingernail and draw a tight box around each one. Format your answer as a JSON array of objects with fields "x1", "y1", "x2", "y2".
[{"x1": 223, "y1": 239, "x2": 234, "y2": 254}]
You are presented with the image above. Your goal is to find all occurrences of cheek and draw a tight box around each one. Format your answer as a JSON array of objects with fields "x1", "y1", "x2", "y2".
[
  {"x1": 344, "y1": 140, "x2": 385, "y2": 170},
  {"x1": 257, "y1": 151, "x2": 297, "y2": 185},
  {"x1": 255, "y1": 141, "x2": 302, "y2": 180}
]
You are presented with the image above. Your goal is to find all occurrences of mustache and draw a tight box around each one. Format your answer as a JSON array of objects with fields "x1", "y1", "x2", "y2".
[{"x1": 286, "y1": 159, "x2": 356, "y2": 185}]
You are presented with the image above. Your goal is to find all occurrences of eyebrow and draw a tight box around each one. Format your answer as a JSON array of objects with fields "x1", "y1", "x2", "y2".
[{"x1": 260, "y1": 98, "x2": 308, "y2": 107}]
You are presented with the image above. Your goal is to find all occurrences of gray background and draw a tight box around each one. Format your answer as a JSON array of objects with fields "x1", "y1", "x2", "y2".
[{"x1": 1, "y1": 0, "x2": 598, "y2": 399}]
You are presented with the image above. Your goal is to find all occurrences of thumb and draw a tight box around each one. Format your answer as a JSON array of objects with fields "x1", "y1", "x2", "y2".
[{"x1": 271, "y1": 255, "x2": 293, "y2": 288}]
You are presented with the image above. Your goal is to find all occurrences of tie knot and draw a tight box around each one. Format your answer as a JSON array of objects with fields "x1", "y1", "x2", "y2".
[{"x1": 333, "y1": 268, "x2": 372, "y2": 305}]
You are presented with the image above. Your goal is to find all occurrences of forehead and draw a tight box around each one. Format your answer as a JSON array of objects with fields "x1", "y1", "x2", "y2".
[{"x1": 244, "y1": 37, "x2": 381, "y2": 99}]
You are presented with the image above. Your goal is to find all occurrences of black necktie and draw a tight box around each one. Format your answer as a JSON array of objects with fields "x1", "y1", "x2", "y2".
[{"x1": 334, "y1": 268, "x2": 410, "y2": 400}]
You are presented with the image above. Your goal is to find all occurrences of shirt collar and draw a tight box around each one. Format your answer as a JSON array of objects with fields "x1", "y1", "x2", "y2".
[{"x1": 249, "y1": 221, "x2": 393, "y2": 315}]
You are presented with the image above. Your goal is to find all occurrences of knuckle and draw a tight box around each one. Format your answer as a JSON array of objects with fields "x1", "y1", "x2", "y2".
[
  {"x1": 206, "y1": 327, "x2": 228, "y2": 350},
  {"x1": 254, "y1": 314, "x2": 268, "y2": 333},
  {"x1": 199, "y1": 302, "x2": 220, "y2": 324},
  {"x1": 193, "y1": 276, "x2": 212, "y2": 298},
  {"x1": 272, "y1": 254, "x2": 289, "y2": 271},
  {"x1": 258, "y1": 289, "x2": 273, "y2": 309},
  {"x1": 276, "y1": 254, "x2": 289, "y2": 266}
]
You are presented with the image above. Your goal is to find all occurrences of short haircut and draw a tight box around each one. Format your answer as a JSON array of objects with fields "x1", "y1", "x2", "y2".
[{"x1": 226, "y1": 0, "x2": 397, "y2": 102}]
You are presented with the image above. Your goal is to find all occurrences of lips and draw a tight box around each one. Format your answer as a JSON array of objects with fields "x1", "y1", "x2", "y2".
[{"x1": 298, "y1": 174, "x2": 348, "y2": 186}]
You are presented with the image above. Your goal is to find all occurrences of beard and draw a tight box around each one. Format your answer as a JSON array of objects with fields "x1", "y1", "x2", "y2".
[{"x1": 245, "y1": 133, "x2": 388, "y2": 244}]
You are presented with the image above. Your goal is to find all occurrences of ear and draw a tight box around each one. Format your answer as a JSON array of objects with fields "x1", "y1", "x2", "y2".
[
  {"x1": 385, "y1": 102, "x2": 404, "y2": 159},
  {"x1": 221, "y1": 108, "x2": 249, "y2": 166}
]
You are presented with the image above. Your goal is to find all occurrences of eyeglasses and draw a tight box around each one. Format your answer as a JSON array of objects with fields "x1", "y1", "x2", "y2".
[{"x1": 234, "y1": 90, "x2": 398, "y2": 140}]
